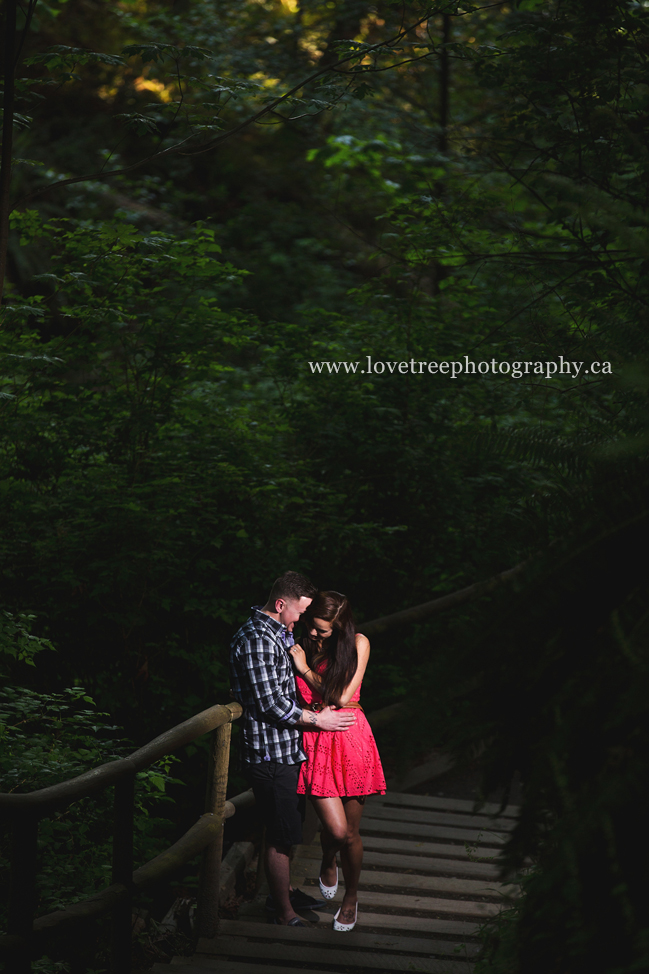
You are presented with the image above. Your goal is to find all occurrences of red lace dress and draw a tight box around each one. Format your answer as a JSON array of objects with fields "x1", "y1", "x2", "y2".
[{"x1": 296, "y1": 661, "x2": 386, "y2": 798}]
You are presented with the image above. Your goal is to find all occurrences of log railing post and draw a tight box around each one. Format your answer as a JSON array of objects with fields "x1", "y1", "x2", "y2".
[
  {"x1": 7, "y1": 814, "x2": 39, "y2": 974},
  {"x1": 110, "y1": 772, "x2": 135, "y2": 974},
  {"x1": 196, "y1": 720, "x2": 232, "y2": 939}
]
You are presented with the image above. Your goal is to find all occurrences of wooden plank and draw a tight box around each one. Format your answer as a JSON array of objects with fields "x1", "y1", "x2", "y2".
[
  {"x1": 296, "y1": 884, "x2": 501, "y2": 918},
  {"x1": 167, "y1": 961, "x2": 471, "y2": 974},
  {"x1": 164, "y1": 963, "x2": 344, "y2": 974},
  {"x1": 360, "y1": 836, "x2": 500, "y2": 859},
  {"x1": 369, "y1": 792, "x2": 519, "y2": 819},
  {"x1": 361, "y1": 816, "x2": 506, "y2": 845},
  {"x1": 232, "y1": 900, "x2": 478, "y2": 939},
  {"x1": 204, "y1": 938, "x2": 473, "y2": 973},
  {"x1": 362, "y1": 804, "x2": 514, "y2": 832},
  {"x1": 203, "y1": 921, "x2": 481, "y2": 957},
  {"x1": 291, "y1": 860, "x2": 513, "y2": 899},
  {"x1": 236, "y1": 899, "x2": 266, "y2": 920},
  {"x1": 301, "y1": 836, "x2": 502, "y2": 863},
  {"x1": 295, "y1": 846, "x2": 502, "y2": 879},
  {"x1": 330, "y1": 911, "x2": 480, "y2": 936}
]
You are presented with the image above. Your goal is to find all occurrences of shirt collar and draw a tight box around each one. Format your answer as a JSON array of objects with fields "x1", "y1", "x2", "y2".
[{"x1": 251, "y1": 605, "x2": 289, "y2": 640}]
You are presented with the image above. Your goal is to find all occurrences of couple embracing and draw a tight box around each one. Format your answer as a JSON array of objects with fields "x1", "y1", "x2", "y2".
[{"x1": 229, "y1": 571, "x2": 386, "y2": 930}]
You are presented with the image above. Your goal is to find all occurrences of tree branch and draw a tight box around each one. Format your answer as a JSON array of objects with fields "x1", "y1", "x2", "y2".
[{"x1": 15, "y1": 10, "x2": 436, "y2": 206}]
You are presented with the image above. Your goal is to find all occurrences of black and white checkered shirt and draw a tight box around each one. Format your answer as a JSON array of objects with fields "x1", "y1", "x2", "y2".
[{"x1": 229, "y1": 606, "x2": 306, "y2": 765}]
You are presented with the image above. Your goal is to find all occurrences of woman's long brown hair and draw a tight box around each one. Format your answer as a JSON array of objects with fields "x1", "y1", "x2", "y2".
[{"x1": 301, "y1": 591, "x2": 357, "y2": 707}]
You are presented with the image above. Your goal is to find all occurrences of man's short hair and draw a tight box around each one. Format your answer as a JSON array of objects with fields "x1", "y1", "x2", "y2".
[{"x1": 268, "y1": 571, "x2": 317, "y2": 604}]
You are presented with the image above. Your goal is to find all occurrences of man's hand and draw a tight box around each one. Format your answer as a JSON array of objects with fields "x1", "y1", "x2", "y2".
[
  {"x1": 300, "y1": 705, "x2": 356, "y2": 731},
  {"x1": 319, "y1": 706, "x2": 356, "y2": 731}
]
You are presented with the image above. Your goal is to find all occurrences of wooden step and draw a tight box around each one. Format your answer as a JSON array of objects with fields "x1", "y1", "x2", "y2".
[
  {"x1": 163, "y1": 963, "x2": 345, "y2": 974},
  {"x1": 168, "y1": 962, "x2": 469, "y2": 974},
  {"x1": 291, "y1": 859, "x2": 513, "y2": 899},
  {"x1": 236, "y1": 898, "x2": 267, "y2": 920},
  {"x1": 305, "y1": 835, "x2": 502, "y2": 863},
  {"x1": 198, "y1": 936, "x2": 472, "y2": 972},
  {"x1": 154, "y1": 779, "x2": 518, "y2": 972},
  {"x1": 296, "y1": 884, "x2": 501, "y2": 919},
  {"x1": 228, "y1": 909, "x2": 481, "y2": 938},
  {"x1": 363, "y1": 804, "x2": 514, "y2": 832},
  {"x1": 206, "y1": 921, "x2": 481, "y2": 957},
  {"x1": 296, "y1": 845, "x2": 502, "y2": 879},
  {"x1": 221, "y1": 910, "x2": 481, "y2": 936},
  {"x1": 369, "y1": 792, "x2": 519, "y2": 819},
  {"x1": 359, "y1": 913, "x2": 479, "y2": 936},
  {"x1": 361, "y1": 815, "x2": 507, "y2": 845}
]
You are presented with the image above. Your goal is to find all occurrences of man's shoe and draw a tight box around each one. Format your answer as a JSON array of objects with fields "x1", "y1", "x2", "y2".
[
  {"x1": 290, "y1": 887, "x2": 328, "y2": 910},
  {"x1": 272, "y1": 915, "x2": 313, "y2": 927},
  {"x1": 265, "y1": 888, "x2": 327, "y2": 913}
]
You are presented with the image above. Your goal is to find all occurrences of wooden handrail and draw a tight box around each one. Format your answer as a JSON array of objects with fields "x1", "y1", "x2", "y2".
[
  {"x1": 361, "y1": 560, "x2": 528, "y2": 637},
  {"x1": 0, "y1": 701, "x2": 242, "y2": 818},
  {"x1": 0, "y1": 790, "x2": 256, "y2": 956},
  {"x1": 18, "y1": 790, "x2": 256, "y2": 942},
  {"x1": 0, "y1": 701, "x2": 244, "y2": 974}
]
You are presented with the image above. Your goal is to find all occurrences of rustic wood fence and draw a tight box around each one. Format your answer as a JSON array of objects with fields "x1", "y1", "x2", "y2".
[{"x1": 0, "y1": 700, "x2": 253, "y2": 974}]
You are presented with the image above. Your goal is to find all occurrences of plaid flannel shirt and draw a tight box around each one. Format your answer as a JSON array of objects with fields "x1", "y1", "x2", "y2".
[{"x1": 229, "y1": 606, "x2": 306, "y2": 765}]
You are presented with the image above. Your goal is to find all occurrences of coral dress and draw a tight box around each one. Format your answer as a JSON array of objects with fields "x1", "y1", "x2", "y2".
[{"x1": 296, "y1": 661, "x2": 386, "y2": 798}]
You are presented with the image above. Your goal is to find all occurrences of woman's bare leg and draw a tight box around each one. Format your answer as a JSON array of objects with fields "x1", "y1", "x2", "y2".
[
  {"x1": 338, "y1": 797, "x2": 365, "y2": 921},
  {"x1": 311, "y1": 796, "x2": 347, "y2": 887}
]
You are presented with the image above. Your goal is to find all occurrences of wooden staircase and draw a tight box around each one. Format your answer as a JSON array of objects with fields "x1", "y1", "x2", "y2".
[{"x1": 161, "y1": 790, "x2": 519, "y2": 973}]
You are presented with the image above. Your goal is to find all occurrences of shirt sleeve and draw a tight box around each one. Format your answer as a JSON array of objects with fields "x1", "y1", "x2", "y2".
[{"x1": 241, "y1": 636, "x2": 302, "y2": 727}]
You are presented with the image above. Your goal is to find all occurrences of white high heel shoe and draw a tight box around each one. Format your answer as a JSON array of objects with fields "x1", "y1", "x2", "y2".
[
  {"x1": 318, "y1": 866, "x2": 339, "y2": 900},
  {"x1": 333, "y1": 903, "x2": 358, "y2": 932}
]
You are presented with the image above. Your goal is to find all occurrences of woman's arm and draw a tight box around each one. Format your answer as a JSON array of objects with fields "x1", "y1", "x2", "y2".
[
  {"x1": 338, "y1": 634, "x2": 370, "y2": 706},
  {"x1": 289, "y1": 644, "x2": 323, "y2": 691},
  {"x1": 290, "y1": 635, "x2": 370, "y2": 706}
]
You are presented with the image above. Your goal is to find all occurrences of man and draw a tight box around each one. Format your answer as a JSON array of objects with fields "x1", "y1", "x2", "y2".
[{"x1": 230, "y1": 571, "x2": 356, "y2": 926}]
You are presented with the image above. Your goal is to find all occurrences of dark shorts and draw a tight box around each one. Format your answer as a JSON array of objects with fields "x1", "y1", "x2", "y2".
[{"x1": 245, "y1": 760, "x2": 305, "y2": 849}]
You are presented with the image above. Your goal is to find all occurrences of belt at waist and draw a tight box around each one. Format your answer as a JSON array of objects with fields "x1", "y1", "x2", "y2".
[{"x1": 306, "y1": 701, "x2": 363, "y2": 712}]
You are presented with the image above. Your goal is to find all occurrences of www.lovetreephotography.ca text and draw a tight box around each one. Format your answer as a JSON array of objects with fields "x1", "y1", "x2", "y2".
[{"x1": 308, "y1": 355, "x2": 612, "y2": 379}]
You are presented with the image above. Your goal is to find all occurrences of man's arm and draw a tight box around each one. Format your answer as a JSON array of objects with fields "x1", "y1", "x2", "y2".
[
  {"x1": 297, "y1": 706, "x2": 357, "y2": 732},
  {"x1": 241, "y1": 639, "x2": 356, "y2": 732},
  {"x1": 243, "y1": 642, "x2": 303, "y2": 726}
]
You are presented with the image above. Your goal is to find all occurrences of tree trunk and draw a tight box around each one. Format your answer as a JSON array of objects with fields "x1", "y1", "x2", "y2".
[
  {"x1": 439, "y1": 13, "x2": 451, "y2": 152},
  {"x1": 0, "y1": 0, "x2": 18, "y2": 307},
  {"x1": 321, "y1": 0, "x2": 372, "y2": 66}
]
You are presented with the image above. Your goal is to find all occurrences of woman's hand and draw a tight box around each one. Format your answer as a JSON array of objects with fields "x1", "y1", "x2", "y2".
[{"x1": 289, "y1": 644, "x2": 308, "y2": 677}]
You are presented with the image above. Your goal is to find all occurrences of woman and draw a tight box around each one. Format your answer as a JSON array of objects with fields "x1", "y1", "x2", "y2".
[{"x1": 289, "y1": 591, "x2": 386, "y2": 932}]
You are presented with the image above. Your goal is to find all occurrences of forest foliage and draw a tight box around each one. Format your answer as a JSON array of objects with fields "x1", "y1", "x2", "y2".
[{"x1": 2, "y1": 0, "x2": 649, "y2": 971}]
